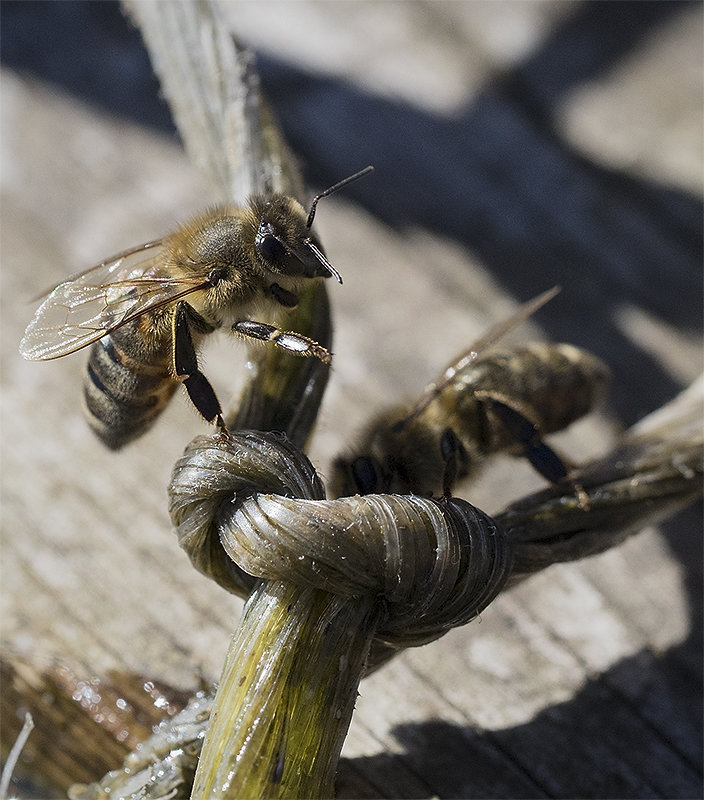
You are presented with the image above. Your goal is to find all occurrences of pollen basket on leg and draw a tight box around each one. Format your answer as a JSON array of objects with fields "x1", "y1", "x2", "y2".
[
  {"x1": 275, "y1": 334, "x2": 315, "y2": 354},
  {"x1": 233, "y1": 321, "x2": 332, "y2": 364}
]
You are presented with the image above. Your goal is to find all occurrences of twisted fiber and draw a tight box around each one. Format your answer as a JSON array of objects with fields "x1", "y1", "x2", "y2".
[
  {"x1": 169, "y1": 431, "x2": 512, "y2": 649},
  {"x1": 169, "y1": 431, "x2": 326, "y2": 595}
]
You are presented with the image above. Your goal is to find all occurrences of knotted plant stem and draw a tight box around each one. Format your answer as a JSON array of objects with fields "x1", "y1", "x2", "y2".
[
  {"x1": 177, "y1": 376, "x2": 702, "y2": 799},
  {"x1": 71, "y1": 381, "x2": 701, "y2": 799},
  {"x1": 169, "y1": 432, "x2": 511, "y2": 799},
  {"x1": 192, "y1": 582, "x2": 379, "y2": 798}
]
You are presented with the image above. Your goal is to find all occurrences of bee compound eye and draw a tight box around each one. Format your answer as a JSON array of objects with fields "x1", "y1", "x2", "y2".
[
  {"x1": 351, "y1": 456, "x2": 383, "y2": 495},
  {"x1": 257, "y1": 232, "x2": 288, "y2": 265}
]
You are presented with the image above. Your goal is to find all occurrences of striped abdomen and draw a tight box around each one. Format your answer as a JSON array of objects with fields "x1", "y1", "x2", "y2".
[
  {"x1": 450, "y1": 342, "x2": 610, "y2": 453},
  {"x1": 82, "y1": 322, "x2": 178, "y2": 449}
]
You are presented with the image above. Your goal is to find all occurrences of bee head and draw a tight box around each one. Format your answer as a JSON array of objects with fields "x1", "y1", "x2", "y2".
[
  {"x1": 253, "y1": 196, "x2": 340, "y2": 282},
  {"x1": 254, "y1": 165, "x2": 374, "y2": 285}
]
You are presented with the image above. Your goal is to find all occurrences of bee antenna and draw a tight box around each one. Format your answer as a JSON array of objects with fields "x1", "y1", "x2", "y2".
[{"x1": 306, "y1": 165, "x2": 374, "y2": 230}]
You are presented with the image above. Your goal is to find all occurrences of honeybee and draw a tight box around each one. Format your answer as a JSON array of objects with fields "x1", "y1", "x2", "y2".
[
  {"x1": 331, "y1": 289, "x2": 611, "y2": 498},
  {"x1": 20, "y1": 167, "x2": 373, "y2": 449}
]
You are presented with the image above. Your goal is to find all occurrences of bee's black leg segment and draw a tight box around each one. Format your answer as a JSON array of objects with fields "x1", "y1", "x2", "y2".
[
  {"x1": 173, "y1": 302, "x2": 199, "y2": 377},
  {"x1": 172, "y1": 302, "x2": 224, "y2": 425},
  {"x1": 183, "y1": 372, "x2": 224, "y2": 426},
  {"x1": 439, "y1": 428, "x2": 467, "y2": 499},
  {"x1": 525, "y1": 440, "x2": 568, "y2": 483},
  {"x1": 269, "y1": 283, "x2": 299, "y2": 308},
  {"x1": 233, "y1": 320, "x2": 332, "y2": 364},
  {"x1": 481, "y1": 394, "x2": 568, "y2": 484}
]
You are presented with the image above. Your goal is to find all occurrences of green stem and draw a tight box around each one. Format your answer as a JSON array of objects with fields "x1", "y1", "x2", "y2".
[{"x1": 191, "y1": 581, "x2": 380, "y2": 799}]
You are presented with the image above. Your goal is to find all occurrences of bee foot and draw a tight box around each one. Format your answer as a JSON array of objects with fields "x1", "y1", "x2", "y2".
[
  {"x1": 573, "y1": 481, "x2": 591, "y2": 511},
  {"x1": 215, "y1": 415, "x2": 230, "y2": 439}
]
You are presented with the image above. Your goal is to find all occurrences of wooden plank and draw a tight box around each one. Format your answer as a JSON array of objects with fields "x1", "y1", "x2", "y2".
[{"x1": 1, "y1": 2, "x2": 701, "y2": 797}]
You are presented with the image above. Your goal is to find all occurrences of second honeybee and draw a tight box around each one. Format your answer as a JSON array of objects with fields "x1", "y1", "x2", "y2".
[{"x1": 332, "y1": 341, "x2": 610, "y2": 498}]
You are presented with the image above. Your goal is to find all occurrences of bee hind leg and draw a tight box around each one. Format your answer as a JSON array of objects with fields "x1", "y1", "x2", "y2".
[
  {"x1": 521, "y1": 435, "x2": 590, "y2": 509},
  {"x1": 478, "y1": 391, "x2": 589, "y2": 508},
  {"x1": 233, "y1": 320, "x2": 332, "y2": 364},
  {"x1": 477, "y1": 392, "x2": 568, "y2": 483},
  {"x1": 173, "y1": 302, "x2": 226, "y2": 432}
]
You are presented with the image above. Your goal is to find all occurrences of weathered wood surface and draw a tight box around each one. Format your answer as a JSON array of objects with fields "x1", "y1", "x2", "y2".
[{"x1": 1, "y1": 2, "x2": 701, "y2": 797}]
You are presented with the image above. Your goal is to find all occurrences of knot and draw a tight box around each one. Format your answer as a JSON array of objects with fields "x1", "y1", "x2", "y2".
[
  {"x1": 169, "y1": 431, "x2": 325, "y2": 595},
  {"x1": 169, "y1": 431, "x2": 512, "y2": 649}
]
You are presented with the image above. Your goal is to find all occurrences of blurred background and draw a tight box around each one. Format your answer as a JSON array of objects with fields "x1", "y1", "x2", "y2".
[{"x1": 1, "y1": 2, "x2": 702, "y2": 797}]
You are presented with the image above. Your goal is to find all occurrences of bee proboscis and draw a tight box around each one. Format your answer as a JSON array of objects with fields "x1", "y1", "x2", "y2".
[{"x1": 20, "y1": 167, "x2": 373, "y2": 449}]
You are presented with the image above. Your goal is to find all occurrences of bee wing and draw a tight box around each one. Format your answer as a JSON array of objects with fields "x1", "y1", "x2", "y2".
[
  {"x1": 20, "y1": 241, "x2": 208, "y2": 361},
  {"x1": 26, "y1": 239, "x2": 164, "y2": 303},
  {"x1": 400, "y1": 287, "x2": 561, "y2": 426}
]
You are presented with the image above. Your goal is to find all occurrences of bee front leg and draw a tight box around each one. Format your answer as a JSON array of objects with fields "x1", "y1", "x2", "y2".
[
  {"x1": 173, "y1": 302, "x2": 226, "y2": 432},
  {"x1": 233, "y1": 321, "x2": 332, "y2": 364},
  {"x1": 269, "y1": 283, "x2": 299, "y2": 308},
  {"x1": 439, "y1": 428, "x2": 468, "y2": 500}
]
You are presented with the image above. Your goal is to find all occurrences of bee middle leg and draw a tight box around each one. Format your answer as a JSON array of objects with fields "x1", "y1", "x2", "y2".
[
  {"x1": 233, "y1": 320, "x2": 332, "y2": 364},
  {"x1": 173, "y1": 302, "x2": 226, "y2": 432}
]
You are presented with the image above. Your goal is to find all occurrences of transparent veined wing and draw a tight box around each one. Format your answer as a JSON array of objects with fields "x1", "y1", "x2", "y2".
[
  {"x1": 400, "y1": 287, "x2": 561, "y2": 426},
  {"x1": 20, "y1": 240, "x2": 209, "y2": 361},
  {"x1": 27, "y1": 239, "x2": 163, "y2": 304}
]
